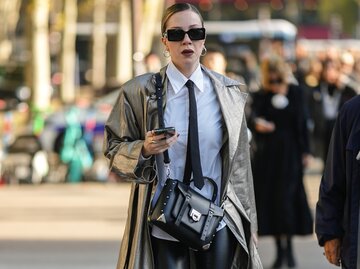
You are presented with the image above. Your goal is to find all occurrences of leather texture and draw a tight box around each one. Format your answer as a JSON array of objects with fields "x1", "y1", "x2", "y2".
[{"x1": 149, "y1": 178, "x2": 223, "y2": 251}]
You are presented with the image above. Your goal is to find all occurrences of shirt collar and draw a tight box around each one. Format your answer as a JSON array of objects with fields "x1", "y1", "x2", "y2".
[{"x1": 166, "y1": 62, "x2": 204, "y2": 94}]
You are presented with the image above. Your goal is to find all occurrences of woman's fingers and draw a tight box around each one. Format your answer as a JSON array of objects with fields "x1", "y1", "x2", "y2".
[{"x1": 142, "y1": 131, "x2": 179, "y2": 157}]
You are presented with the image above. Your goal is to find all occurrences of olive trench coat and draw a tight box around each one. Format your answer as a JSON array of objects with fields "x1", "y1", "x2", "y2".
[{"x1": 103, "y1": 66, "x2": 263, "y2": 269}]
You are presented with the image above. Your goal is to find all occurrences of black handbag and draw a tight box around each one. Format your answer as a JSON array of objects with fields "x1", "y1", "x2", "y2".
[{"x1": 149, "y1": 73, "x2": 224, "y2": 251}]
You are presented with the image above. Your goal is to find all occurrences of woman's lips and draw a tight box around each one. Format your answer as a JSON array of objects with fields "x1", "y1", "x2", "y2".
[{"x1": 182, "y1": 49, "x2": 194, "y2": 56}]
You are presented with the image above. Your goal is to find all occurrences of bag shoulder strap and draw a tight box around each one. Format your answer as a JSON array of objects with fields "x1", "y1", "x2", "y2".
[{"x1": 154, "y1": 73, "x2": 170, "y2": 165}]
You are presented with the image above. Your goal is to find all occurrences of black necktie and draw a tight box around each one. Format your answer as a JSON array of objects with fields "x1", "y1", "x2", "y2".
[{"x1": 184, "y1": 80, "x2": 204, "y2": 189}]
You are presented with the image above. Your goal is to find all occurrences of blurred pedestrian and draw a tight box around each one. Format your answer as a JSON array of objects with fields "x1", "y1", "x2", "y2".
[
  {"x1": 200, "y1": 44, "x2": 251, "y2": 122},
  {"x1": 304, "y1": 58, "x2": 357, "y2": 165},
  {"x1": 103, "y1": 3, "x2": 261, "y2": 269},
  {"x1": 348, "y1": 56, "x2": 360, "y2": 94},
  {"x1": 249, "y1": 56, "x2": 313, "y2": 268},
  {"x1": 315, "y1": 95, "x2": 360, "y2": 269},
  {"x1": 144, "y1": 52, "x2": 163, "y2": 73},
  {"x1": 201, "y1": 44, "x2": 227, "y2": 75},
  {"x1": 60, "y1": 106, "x2": 93, "y2": 182},
  {"x1": 201, "y1": 44, "x2": 245, "y2": 83}
]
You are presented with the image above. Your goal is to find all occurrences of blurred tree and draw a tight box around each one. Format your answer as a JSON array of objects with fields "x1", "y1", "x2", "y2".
[
  {"x1": 61, "y1": 0, "x2": 78, "y2": 104},
  {"x1": 91, "y1": 0, "x2": 107, "y2": 90},
  {"x1": 31, "y1": 0, "x2": 52, "y2": 110},
  {"x1": 115, "y1": 0, "x2": 133, "y2": 83},
  {"x1": 135, "y1": 0, "x2": 165, "y2": 75},
  {"x1": 0, "y1": 0, "x2": 21, "y2": 64},
  {"x1": 318, "y1": 0, "x2": 357, "y2": 37}
]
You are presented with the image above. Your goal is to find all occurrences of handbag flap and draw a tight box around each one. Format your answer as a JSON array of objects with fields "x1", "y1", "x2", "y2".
[{"x1": 177, "y1": 182, "x2": 223, "y2": 216}]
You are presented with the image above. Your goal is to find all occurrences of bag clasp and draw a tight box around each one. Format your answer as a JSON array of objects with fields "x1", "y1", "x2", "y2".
[{"x1": 189, "y1": 208, "x2": 202, "y2": 222}]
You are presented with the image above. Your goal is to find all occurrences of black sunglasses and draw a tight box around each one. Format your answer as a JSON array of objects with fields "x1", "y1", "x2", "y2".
[
  {"x1": 268, "y1": 78, "x2": 284, "y2": 85},
  {"x1": 163, "y1": 28, "x2": 206, "y2": 41}
]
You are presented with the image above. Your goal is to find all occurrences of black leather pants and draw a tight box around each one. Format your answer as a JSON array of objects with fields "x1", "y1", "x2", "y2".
[{"x1": 151, "y1": 226, "x2": 237, "y2": 269}]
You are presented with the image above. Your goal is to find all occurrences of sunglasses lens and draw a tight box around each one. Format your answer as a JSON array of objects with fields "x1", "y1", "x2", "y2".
[
  {"x1": 188, "y1": 28, "x2": 206, "y2": 40},
  {"x1": 269, "y1": 78, "x2": 283, "y2": 84},
  {"x1": 166, "y1": 29, "x2": 185, "y2": 41},
  {"x1": 166, "y1": 28, "x2": 205, "y2": 41}
]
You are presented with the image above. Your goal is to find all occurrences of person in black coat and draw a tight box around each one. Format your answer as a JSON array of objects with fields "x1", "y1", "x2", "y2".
[
  {"x1": 250, "y1": 56, "x2": 313, "y2": 268},
  {"x1": 316, "y1": 95, "x2": 360, "y2": 269},
  {"x1": 303, "y1": 58, "x2": 357, "y2": 165}
]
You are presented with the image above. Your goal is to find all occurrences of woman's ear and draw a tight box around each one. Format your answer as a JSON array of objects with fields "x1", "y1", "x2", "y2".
[{"x1": 161, "y1": 37, "x2": 167, "y2": 46}]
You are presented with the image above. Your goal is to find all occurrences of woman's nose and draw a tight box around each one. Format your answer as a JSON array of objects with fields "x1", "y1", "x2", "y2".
[{"x1": 182, "y1": 33, "x2": 192, "y2": 43}]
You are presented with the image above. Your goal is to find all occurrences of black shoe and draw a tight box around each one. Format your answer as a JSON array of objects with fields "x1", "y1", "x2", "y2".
[
  {"x1": 272, "y1": 237, "x2": 283, "y2": 268},
  {"x1": 286, "y1": 236, "x2": 296, "y2": 268},
  {"x1": 287, "y1": 254, "x2": 296, "y2": 268},
  {"x1": 271, "y1": 257, "x2": 283, "y2": 268},
  {"x1": 272, "y1": 251, "x2": 283, "y2": 269}
]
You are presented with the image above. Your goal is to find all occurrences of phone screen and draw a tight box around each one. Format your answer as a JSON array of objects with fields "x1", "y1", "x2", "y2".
[{"x1": 153, "y1": 127, "x2": 175, "y2": 137}]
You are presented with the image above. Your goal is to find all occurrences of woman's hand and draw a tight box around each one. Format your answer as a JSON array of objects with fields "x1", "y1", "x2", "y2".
[
  {"x1": 254, "y1": 117, "x2": 275, "y2": 133},
  {"x1": 302, "y1": 153, "x2": 313, "y2": 168},
  {"x1": 142, "y1": 130, "x2": 179, "y2": 158}
]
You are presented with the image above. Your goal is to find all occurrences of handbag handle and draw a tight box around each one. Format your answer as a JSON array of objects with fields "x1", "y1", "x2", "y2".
[{"x1": 200, "y1": 177, "x2": 218, "y2": 202}]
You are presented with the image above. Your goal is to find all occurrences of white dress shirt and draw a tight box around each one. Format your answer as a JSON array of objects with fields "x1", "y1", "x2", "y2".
[{"x1": 151, "y1": 62, "x2": 225, "y2": 241}]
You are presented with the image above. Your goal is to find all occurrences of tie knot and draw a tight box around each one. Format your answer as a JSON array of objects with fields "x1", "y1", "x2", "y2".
[{"x1": 185, "y1": 80, "x2": 194, "y2": 90}]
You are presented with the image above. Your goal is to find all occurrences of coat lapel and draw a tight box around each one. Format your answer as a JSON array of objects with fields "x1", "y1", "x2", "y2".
[{"x1": 205, "y1": 68, "x2": 248, "y2": 162}]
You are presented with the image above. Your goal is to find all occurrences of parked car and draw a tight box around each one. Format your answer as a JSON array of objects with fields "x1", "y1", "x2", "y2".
[{"x1": 1, "y1": 134, "x2": 49, "y2": 184}]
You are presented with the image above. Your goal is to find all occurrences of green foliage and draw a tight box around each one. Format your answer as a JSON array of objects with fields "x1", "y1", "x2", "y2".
[{"x1": 317, "y1": 0, "x2": 358, "y2": 36}]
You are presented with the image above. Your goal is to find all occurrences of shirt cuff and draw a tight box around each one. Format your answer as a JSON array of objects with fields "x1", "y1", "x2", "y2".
[{"x1": 139, "y1": 152, "x2": 152, "y2": 163}]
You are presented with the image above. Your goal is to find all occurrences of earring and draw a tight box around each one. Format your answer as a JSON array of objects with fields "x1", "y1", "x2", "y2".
[
  {"x1": 163, "y1": 49, "x2": 170, "y2": 58},
  {"x1": 201, "y1": 46, "x2": 207, "y2": 56}
]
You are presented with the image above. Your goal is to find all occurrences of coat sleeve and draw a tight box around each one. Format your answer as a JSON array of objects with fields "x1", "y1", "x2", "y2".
[
  {"x1": 315, "y1": 108, "x2": 347, "y2": 246},
  {"x1": 103, "y1": 82, "x2": 154, "y2": 183}
]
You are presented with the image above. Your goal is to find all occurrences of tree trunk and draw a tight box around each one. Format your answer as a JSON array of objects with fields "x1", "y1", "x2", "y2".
[
  {"x1": 0, "y1": 0, "x2": 21, "y2": 64},
  {"x1": 91, "y1": 0, "x2": 107, "y2": 91},
  {"x1": 31, "y1": 0, "x2": 52, "y2": 110},
  {"x1": 135, "y1": 0, "x2": 164, "y2": 76},
  {"x1": 115, "y1": 0, "x2": 133, "y2": 84},
  {"x1": 61, "y1": 0, "x2": 78, "y2": 104},
  {"x1": 137, "y1": 1, "x2": 164, "y2": 54}
]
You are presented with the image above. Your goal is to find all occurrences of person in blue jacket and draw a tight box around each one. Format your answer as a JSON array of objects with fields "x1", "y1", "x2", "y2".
[{"x1": 315, "y1": 95, "x2": 360, "y2": 269}]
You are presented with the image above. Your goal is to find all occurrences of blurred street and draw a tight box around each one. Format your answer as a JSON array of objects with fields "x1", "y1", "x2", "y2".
[{"x1": 0, "y1": 164, "x2": 337, "y2": 269}]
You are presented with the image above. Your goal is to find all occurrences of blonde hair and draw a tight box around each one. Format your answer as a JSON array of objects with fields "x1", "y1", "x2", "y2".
[
  {"x1": 261, "y1": 56, "x2": 288, "y2": 90},
  {"x1": 161, "y1": 3, "x2": 204, "y2": 34}
]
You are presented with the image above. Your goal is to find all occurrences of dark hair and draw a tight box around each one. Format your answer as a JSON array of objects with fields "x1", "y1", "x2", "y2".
[
  {"x1": 161, "y1": 3, "x2": 204, "y2": 34},
  {"x1": 206, "y1": 44, "x2": 226, "y2": 56}
]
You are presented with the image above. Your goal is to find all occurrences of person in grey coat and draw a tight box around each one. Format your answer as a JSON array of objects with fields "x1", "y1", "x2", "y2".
[{"x1": 103, "y1": 3, "x2": 262, "y2": 269}]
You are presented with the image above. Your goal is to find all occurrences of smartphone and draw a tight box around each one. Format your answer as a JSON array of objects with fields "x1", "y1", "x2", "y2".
[{"x1": 153, "y1": 127, "x2": 176, "y2": 137}]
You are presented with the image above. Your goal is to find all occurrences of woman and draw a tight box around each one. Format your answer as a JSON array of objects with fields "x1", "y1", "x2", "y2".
[
  {"x1": 103, "y1": 3, "x2": 261, "y2": 269},
  {"x1": 250, "y1": 56, "x2": 313, "y2": 268}
]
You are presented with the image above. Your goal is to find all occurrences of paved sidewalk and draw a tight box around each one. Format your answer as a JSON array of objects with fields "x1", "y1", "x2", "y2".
[
  {"x1": 0, "y1": 183, "x2": 127, "y2": 240},
  {"x1": 0, "y1": 159, "x2": 338, "y2": 268}
]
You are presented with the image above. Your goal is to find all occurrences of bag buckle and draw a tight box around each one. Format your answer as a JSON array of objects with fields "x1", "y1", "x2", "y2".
[{"x1": 189, "y1": 209, "x2": 202, "y2": 222}]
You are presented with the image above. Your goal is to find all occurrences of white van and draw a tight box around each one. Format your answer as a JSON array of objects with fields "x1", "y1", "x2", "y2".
[{"x1": 204, "y1": 19, "x2": 297, "y2": 61}]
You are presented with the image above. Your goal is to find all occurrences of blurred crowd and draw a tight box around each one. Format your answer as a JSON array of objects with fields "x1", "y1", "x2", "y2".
[
  {"x1": 1, "y1": 41, "x2": 359, "y2": 190},
  {"x1": 201, "y1": 42, "x2": 358, "y2": 268},
  {"x1": 202, "y1": 41, "x2": 359, "y2": 163}
]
